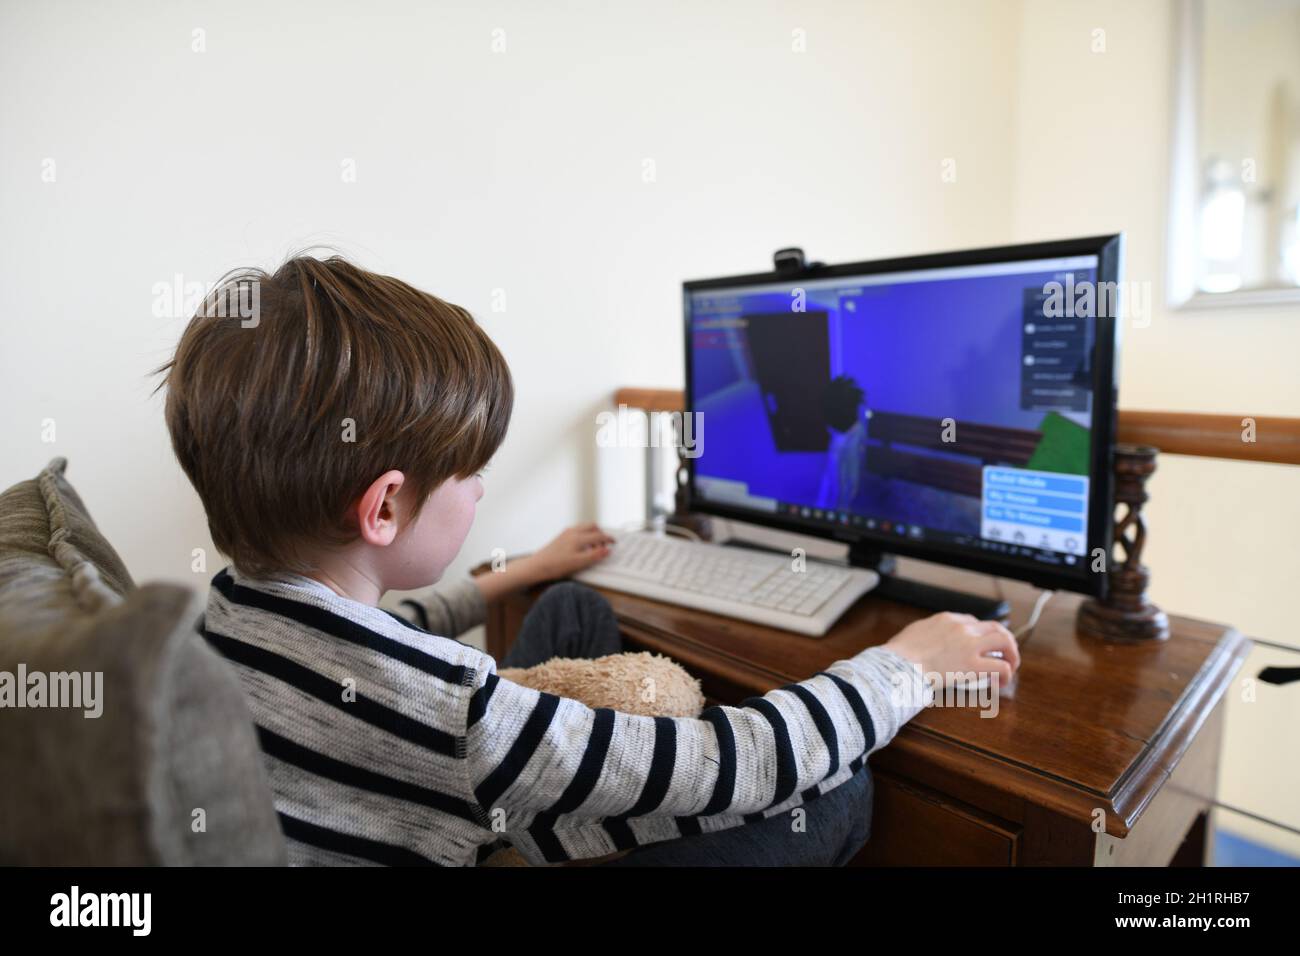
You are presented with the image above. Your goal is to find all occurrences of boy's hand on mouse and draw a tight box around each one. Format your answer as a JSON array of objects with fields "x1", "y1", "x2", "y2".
[
  {"x1": 523, "y1": 523, "x2": 615, "y2": 582},
  {"x1": 883, "y1": 612, "x2": 1020, "y2": 688}
]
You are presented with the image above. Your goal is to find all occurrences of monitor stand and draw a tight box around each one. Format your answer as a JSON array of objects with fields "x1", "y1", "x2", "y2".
[
  {"x1": 720, "y1": 537, "x2": 1010, "y2": 621},
  {"x1": 846, "y1": 542, "x2": 1010, "y2": 621}
]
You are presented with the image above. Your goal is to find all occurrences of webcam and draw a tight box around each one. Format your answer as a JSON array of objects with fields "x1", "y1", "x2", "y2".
[{"x1": 773, "y1": 247, "x2": 824, "y2": 276}]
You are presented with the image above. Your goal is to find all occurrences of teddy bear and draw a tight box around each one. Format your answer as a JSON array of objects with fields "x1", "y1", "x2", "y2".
[{"x1": 479, "y1": 650, "x2": 705, "y2": 866}]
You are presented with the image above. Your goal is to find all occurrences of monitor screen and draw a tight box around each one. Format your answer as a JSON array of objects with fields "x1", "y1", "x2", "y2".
[{"x1": 684, "y1": 238, "x2": 1120, "y2": 595}]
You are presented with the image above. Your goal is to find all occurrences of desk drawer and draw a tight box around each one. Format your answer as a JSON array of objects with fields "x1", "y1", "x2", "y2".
[{"x1": 856, "y1": 770, "x2": 1019, "y2": 866}]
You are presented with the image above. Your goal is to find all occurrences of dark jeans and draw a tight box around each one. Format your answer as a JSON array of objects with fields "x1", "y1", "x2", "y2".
[{"x1": 501, "y1": 581, "x2": 874, "y2": 866}]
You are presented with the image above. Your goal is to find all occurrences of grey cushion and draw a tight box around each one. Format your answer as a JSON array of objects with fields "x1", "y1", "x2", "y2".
[{"x1": 0, "y1": 458, "x2": 286, "y2": 865}]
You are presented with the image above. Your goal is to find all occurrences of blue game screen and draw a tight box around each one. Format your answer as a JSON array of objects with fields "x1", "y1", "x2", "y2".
[{"x1": 688, "y1": 257, "x2": 1099, "y2": 559}]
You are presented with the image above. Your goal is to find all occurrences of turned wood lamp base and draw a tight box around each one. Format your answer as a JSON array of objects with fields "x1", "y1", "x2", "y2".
[
  {"x1": 1077, "y1": 443, "x2": 1170, "y2": 643},
  {"x1": 1078, "y1": 586, "x2": 1170, "y2": 643}
]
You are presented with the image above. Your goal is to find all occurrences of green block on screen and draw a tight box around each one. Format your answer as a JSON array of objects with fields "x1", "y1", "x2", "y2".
[{"x1": 1025, "y1": 411, "x2": 1090, "y2": 476}]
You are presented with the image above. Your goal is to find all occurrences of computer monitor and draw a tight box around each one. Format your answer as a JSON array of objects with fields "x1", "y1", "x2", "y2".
[{"x1": 683, "y1": 235, "x2": 1121, "y2": 600}]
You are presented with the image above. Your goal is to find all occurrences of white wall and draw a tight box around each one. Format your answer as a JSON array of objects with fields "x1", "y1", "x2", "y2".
[{"x1": 0, "y1": 0, "x2": 1022, "y2": 588}]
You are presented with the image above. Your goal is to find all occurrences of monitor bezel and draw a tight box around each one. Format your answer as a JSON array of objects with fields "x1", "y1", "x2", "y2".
[{"x1": 682, "y1": 234, "x2": 1121, "y2": 598}]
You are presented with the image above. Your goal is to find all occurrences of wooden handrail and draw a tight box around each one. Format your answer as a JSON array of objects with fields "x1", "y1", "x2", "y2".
[
  {"x1": 1116, "y1": 411, "x2": 1300, "y2": 466},
  {"x1": 614, "y1": 388, "x2": 686, "y2": 414},
  {"x1": 613, "y1": 388, "x2": 1300, "y2": 466}
]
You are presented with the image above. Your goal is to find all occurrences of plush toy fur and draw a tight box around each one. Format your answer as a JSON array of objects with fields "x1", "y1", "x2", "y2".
[
  {"x1": 499, "y1": 651, "x2": 705, "y2": 718},
  {"x1": 480, "y1": 651, "x2": 705, "y2": 866}
]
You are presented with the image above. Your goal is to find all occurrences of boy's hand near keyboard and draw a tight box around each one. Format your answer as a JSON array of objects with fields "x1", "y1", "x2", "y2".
[
  {"x1": 472, "y1": 524, "x2": 614, "y2": 603},
  {"x1": 885, "y1": 612, "x2": 1020, "y2": 687},
  {"x1": 527, "y1": 523, "x2": 615, "y2": 580}
]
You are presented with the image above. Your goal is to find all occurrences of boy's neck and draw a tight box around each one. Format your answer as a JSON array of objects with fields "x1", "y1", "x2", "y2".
[{"x1": 298, "y1": 558, "x2": 385, "y2": 607}]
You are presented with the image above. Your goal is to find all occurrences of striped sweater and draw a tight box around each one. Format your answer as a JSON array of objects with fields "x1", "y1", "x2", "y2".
[{"x1": 200, "y1": 567, "x2": 932, "y2": 866}]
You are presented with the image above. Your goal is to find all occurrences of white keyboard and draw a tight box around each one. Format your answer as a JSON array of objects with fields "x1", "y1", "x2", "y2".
[{"x1": 572, "y1": 531, "x2": 879, "y2": 636}]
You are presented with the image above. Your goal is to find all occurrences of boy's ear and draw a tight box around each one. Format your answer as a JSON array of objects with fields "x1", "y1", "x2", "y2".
[{"x1": 355, "y1": 470, "x2": 406, "y2": 547}]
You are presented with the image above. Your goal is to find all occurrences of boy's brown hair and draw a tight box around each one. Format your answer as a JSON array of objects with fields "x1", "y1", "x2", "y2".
[{"x1": 156, "y1": 254, "x2": 513, "y2": 577}]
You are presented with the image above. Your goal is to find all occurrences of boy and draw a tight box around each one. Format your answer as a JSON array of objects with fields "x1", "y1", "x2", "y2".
[{"x1": 159, "y1": 254, "x2": 1019, "y2": 866}]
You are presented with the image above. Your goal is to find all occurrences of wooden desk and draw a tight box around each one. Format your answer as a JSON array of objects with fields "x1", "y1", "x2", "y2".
[{"x1": 483, "y1": 557, "x2": 1249, "y2": 866}]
